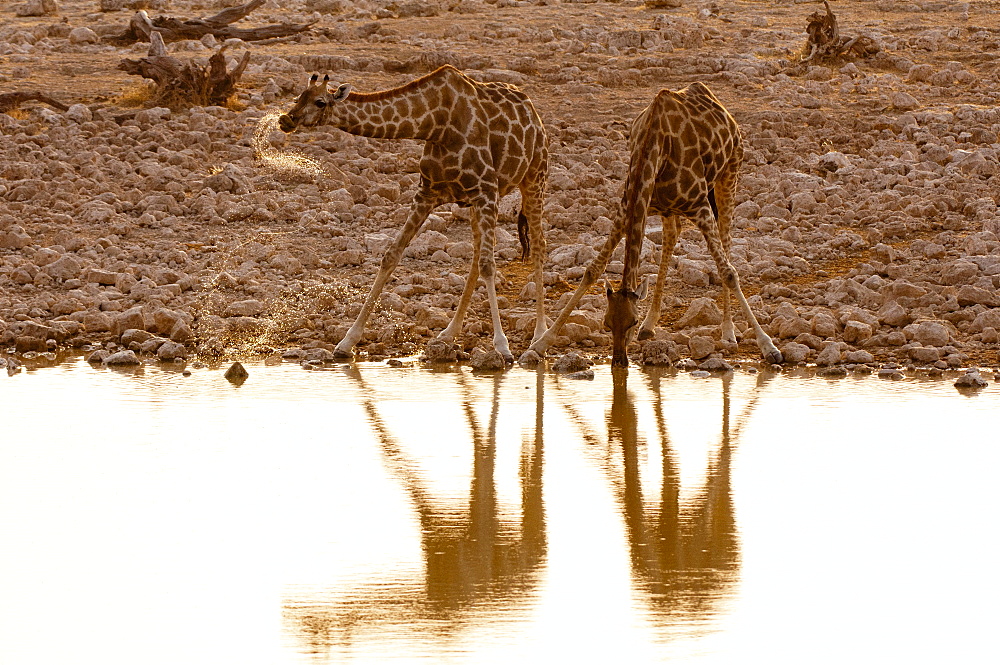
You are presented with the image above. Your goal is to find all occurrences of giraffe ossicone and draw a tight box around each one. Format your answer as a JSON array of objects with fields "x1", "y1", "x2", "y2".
[
  {"x1": 279, "y1": 65, "x2": 550, "y2": 363},
  {"x1": 522, "y1": 82, "x2": 781, "y2": 367}
]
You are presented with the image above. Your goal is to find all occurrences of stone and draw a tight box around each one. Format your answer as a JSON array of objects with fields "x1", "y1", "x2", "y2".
[
  {"x1": 103, "y1": 350, "x2": 140, "y2": 365},
  {"x1": 688, "y1": 335, "x2": 715, "y2": 360},
  {"x1": 842, "y1": 320, "x2": 873, "y2": 344},
  {"x1": 225, "y1": 299, "x2": 265, "y2": 317},
  {"x1": 956, "y1": 285, "x2": 996, "y2": 307},
  {"x1": 777, "y1": 316, "x2": 811, "y2": 339},
  {"x1": 817, "y1": 366, "x2": 848, "y2": 378},
  {"x1": 566, "y1": 369, "x2": 595, "y2": 380},
  {"x1": 954, "y1": 371, "x2": 988, "y2": 389},
  {"x1": 780, "y1": 342, "x2": 811, "y2": 364},
  {"x1": 15, "y1": 0, "x2": 57, "y2": 16},
  {"x1": 423, "y1": 339, "x2": 458, "y2": 362},
  {"x1": 87, "y1": 350, "x2": 109, "y2": 364},
  {"x1": 224, "y1": 361, "x2": 249, "y2": 385},
  {"x1": 111, "y1": 307, "x2": 147, "y2": 337},
  {"x1": 68, "y1": 27, "x2": 100, "y2": 44},
  {"x1": 638, "y1": 340, "x2": 676, "y2": 366},
  {"x1": 811, "y1": 311, "x2": 839, "y2": 338},
  {"x1": 15, "y1": 336, "x2": 47, "y2": 353},
  {"x1": 85, "y1": 269, "x2": 118, "y2": 285},
  {"x1": 140, "y1": 337, "x2": 168, "y2": 354},
  {"x1": 157, "y1": 341, "x2": 187, "y2": 361},
  {"x1": 121, "y1": 329, "x2": 153, "y2": 346},
  {"x1": 877, "y1": 301, "x2": 911, "y2": 327},
  {"x1": 43, "y1": 255, "x2": 82, "y2": 281},
  {"x1": 469, "y1": 347, "x2": 506, "y2": 370},
  {"x1": 969, "y1": 309, "x2": 1000, "y2": 334},
  {"x1": 913, "y1": 320, "x2": 950, "y2": 347},
  {"x1": 890, "y1": 92, "x2": 919, "y2": 110},
  {"x1": 908, "y1": 346, "x2": 940, "y2": 364},
  {"x1": 844, "y1": 350, "x2": 874, "y2": 364},
  {"x1": 552, "y1": 351, "x2": 591, "y2": 373},
  {"x1": 878, "y1": 368, "x2": 904, "y2": 380},
  {"x1": 815, "y1": 341, "x2": 842, "y2": 366},
  {"x1": 518, "y1": 349, "x2": 542, "y2": 367},
  {"x1": 699, "y1": 357, "x2": 733, "y2": 372},
  {"x1": 677, "y1": 297, "x2": 722, "y2": 328},
  {"x1": 66, "y1": 104, "x2": 93, "y2": 123},
  {"x1": 940, "y1": 261, "x2": 979, "y2": 286}
]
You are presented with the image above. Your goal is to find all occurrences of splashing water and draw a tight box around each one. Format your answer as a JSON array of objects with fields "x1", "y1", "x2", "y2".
[{"x1": 252, "y1": 112, "x2": 328, "y2": 176}]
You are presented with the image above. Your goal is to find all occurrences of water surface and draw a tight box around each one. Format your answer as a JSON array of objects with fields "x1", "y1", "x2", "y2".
[{"x1": 1, "y1": 358, "x2": 997, "y2": 664}]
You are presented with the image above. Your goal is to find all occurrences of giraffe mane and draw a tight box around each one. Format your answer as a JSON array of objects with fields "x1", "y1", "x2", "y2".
[{"x1": 329, "y1": 65, "x2": 462, "y2": 103}]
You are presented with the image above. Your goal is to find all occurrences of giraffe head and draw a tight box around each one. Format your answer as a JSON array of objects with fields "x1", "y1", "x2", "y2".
[
  {"x1": 278, "y1": 74, "x2": 352, "y2": 133},
  {"x1": 603, "y1": 278, "x2": 648, "y2": 367}
]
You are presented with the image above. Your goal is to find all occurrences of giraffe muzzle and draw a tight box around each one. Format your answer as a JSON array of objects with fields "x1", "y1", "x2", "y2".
[{"x1": 278, "y1": 114, "x2": 296, "y2": 133}]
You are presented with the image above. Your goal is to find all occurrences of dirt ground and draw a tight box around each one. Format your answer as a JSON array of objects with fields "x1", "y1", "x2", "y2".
[{"x1": 1, "y1": 0, "x2": 999, "y2": 375}]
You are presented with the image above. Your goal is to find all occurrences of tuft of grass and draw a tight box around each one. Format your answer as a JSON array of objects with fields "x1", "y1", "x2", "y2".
[{"x1": 115, "y1": 83, "x2": 156, "y2": 108}]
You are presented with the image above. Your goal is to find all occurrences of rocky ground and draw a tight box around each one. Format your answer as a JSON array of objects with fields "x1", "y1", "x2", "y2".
[{"x1": 1, "y1": 0, "x2": 999, "y2": 378}]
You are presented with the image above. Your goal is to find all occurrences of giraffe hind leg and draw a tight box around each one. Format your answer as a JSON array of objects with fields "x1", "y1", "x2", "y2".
[
  {"x1": 695, "y1": 206, "x2": 781, "y2": 364},
  {"x1": 519, "y1": 175, "x2": 548, "y2": 345}
]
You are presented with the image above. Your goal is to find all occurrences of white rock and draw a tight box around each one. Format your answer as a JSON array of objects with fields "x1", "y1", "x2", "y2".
[
  {"x1": 69, "y1": 27, "x2": 100, "y2": 44},
  {"x1": 66, "y1": 104, "x2": 93, "y2": 123},
  {"x1": 815, "y1": 341, "x2": 842, "y2": 366}
]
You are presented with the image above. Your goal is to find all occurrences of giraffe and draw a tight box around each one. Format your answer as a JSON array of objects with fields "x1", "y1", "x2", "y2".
[
  {"x1": 278, "y1": 65, "x2": 549, "y2": 363},
  {"x1": 523, "y1": 82, "x2": 781, "y2": 367}
]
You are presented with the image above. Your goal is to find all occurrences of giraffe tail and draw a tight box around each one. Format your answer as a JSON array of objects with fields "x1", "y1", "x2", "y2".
[{"x1": 516, "y1": 210, "x2": 530, "y2": 262}]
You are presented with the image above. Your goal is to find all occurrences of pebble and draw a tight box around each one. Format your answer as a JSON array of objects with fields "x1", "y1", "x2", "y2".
[
  {"x1": 552, "y1": 351, "x2": 592, "y2": 373},
  {"x1": 954, "y1": 369, "x2": 988, "y2": 389}
]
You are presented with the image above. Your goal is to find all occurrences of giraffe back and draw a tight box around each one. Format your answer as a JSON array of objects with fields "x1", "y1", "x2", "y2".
[
  {"x1": 631, "y1": 81, "x2": 742, "y2": 217},
  {"x1": 473, "y1": 79, "x2": 548, "y2": 197}
]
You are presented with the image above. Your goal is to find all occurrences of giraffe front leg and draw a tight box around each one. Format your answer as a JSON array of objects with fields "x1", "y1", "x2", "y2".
[
  {"x1": 720, "y1": 285, "x2": 737, "y2": 345},
  {"x1": 638, "y1": 215, "x2": 679, "y2": 340},
  {"x1": 335, "y1": 194, "x2": 435, "y2": 358},
  {"x1": 521, "y1": 215, "x2": 625, "y2": 361},
  {"x1": 436, "y1": 218, "x2": 481, "y2": 345}
]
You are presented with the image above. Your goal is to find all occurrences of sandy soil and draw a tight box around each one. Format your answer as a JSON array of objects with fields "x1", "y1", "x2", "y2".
[{"x1": 1, "y1": 0, "x2": 999, "y2": 375}]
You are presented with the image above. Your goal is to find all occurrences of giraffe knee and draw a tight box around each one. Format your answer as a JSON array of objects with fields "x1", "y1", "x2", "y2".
[{"x1": 719, "y1": 264, "x2": 739, "y2": 289}]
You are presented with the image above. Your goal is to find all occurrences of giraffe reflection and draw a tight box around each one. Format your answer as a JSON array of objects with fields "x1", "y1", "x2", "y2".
[
  {"x1": 623, "y1": 369, "x2": 769, "y2": 615},
  {"x1": 565, "y1": 367, "x2": 770, "y2": 620},
  {"x1": 288, "y1": 366, "x2": 545, "y2": 653}
]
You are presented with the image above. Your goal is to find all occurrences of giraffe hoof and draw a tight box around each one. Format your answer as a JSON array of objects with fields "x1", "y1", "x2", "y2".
[
  {"x1": 764, "y1": 349, "x2": 783, "y2": 365},
  {"x1": 333, "y1": 347, "x2": 354, "y2": 359},
  {"x1": 637, "y1": 327, "x2": 654, "y2": 341}
]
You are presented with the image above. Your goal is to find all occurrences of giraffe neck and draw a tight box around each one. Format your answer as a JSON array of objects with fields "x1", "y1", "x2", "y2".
[{"x1": 324, "y1": 68, "x2": 468, "y2": 141}]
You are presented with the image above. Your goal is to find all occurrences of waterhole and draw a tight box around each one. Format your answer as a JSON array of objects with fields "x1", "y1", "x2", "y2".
[{"x1": 1, "y1": 359, "x2": 997, "y2": 664}]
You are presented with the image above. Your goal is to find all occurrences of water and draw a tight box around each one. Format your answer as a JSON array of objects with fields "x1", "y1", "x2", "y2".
[{"x1": 1, "y1": 357, "x2": 998, "y2": 664}]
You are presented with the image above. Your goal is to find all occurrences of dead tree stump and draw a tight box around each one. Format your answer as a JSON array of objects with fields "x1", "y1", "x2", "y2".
[
  {"x1": 105, "y1": 0, "x2": 314, "y2": 45},
  {"x1": 118, "y1": 32, "x2": 250, "y2": 109},
  {"x1": 799, "y1": 1, "x2": 880, "y2": 66},
  {"x1": 0, "y1": 91, "x2": 69, "y2": 113}
]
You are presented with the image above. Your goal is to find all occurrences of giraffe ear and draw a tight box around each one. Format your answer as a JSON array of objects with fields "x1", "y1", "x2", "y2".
[{"x1": 330, "y1": 83, "x2": 351, "y2": 102}]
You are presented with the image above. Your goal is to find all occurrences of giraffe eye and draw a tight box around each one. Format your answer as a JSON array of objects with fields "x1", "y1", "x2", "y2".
[{"x1": 314, "y1": 99, "x2": 327, "y2": 108}]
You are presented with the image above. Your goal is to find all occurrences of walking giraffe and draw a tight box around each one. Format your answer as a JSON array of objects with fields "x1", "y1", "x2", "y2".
[
  {"x1": 523, "y1": 82, "x2": 781, "y2": 367},
  {"x1": 278, "y1": 65, "x2": 548, "y2": 362}
]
